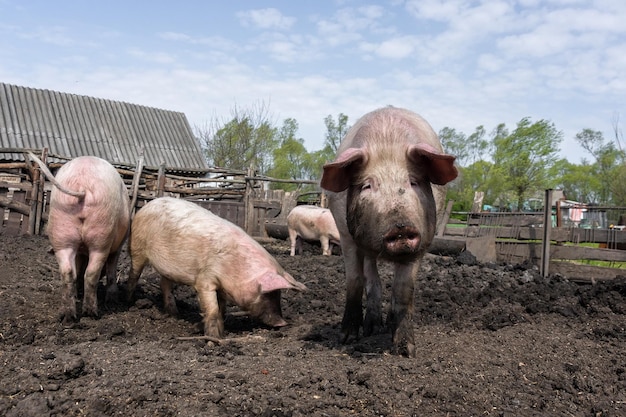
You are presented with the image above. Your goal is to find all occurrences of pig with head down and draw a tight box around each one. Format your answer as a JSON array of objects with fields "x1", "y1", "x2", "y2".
[
  {"x1": 287, "y1": 205, "x2": 340, "y2": 256},
  {"x1": 126, "y1": 197, "x2": 306, "y2": 337},
  {"x1": 320, "y1": 107, "x2": 458, "y2": 357},
  {"x1": 30, "y1": 153, "x2": 130, "y2": 325}
]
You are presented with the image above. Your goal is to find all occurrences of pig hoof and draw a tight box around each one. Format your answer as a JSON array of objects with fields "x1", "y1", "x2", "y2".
[
  {"x1": 105, "y1": 285, "x2": 120, "y2": 304},
  {"x1": 59, "y1": 311, "x2": 78, "y2": 327},
  {"x1": 392, "y1": 341, "x2": 416, "y2": 358},
  {"x1": 392, "y1": 327, "x2": 416, "y2": 357},
  {"x1": 339, "y1": 326, "x2": 360, "y2": 344},
  {"x1": 81, "y1": 305, "x2": 100, "y2": 319},
  {"x1": 363, "y1": 312, "x2": 383, "y2": 337}
]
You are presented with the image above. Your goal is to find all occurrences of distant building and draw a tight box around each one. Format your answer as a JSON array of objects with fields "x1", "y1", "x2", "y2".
[{"x1": 0, "y1": 82, "x2": 209, "y2": 174}]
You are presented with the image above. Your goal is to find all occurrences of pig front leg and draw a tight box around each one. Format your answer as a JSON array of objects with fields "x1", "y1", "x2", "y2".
[
  {"x1": 340, "y1": 245, "x2": 365, "y2": 343},
  {"x1": 387, "y1": 261, "x2": 419, "y2": 357},
  {"x1": 363, "y1": 255, "x2": 383, "y2": 336},
  {"x1": 196, "y1": 286, "x2": 224, "y2": 338}
]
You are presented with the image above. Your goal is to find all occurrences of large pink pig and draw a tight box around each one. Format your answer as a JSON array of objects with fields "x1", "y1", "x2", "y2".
[
  {"x1": 31, "y1": 153, "x2": 130, "y2": 324},
  {"x1": 320, "y1": 107, "x2": 458, "y2": 357},
  {"x1": 126, "y1": 197, "x2": 306, "y2": 337},
  {"x1": 287, "y1": 205, "x2": 340, "y2": 256}
]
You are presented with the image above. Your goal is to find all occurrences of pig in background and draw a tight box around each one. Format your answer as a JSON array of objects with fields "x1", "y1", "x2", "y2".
[
  {"x1": 320, "y1": 106, "x2": 458, "y2": 357},
  {"x1": 126, "y1": 197, "x2": 307, "y2": 338},
  {"x1": 29, "y1": 153, "x2": 130, "y2": 325},
  {"x1": 287, "y1": 205, "x2": 341, "y2": 256}
]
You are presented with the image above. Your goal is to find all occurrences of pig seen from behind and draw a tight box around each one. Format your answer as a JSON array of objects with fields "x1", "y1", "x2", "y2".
[
  {"x1": 320, "y1": 107, "x2": 458, "y2": 357},
  {"x1": 126, "y1": 197, "x2": 306, "y2": 337},
  {"x1": 287, "y1": 205, "x2": 340, "y2": 256},
  {"x1": 30, "y1": 153, "x2": 130, "y2": 324}
]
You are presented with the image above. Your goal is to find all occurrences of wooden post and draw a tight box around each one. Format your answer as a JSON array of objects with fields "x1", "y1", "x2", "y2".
[
  {"x1": 244, "y1": 166, "x2": 255, "y2": 235},
  {"x1": 156, "y1": 163, "x2": 166, "y2": 197},
  {"x1": 34, "y1": 148, "x2": 47, "y2": 235},
  {"x1": 129, "y1": 154, "x2": 144, "y2": 219},
  {"x1": 437, "y1": 200, "x2": 454, "y2": 237},
  {"x1": 25, "y1": 148, "x2": 47, "y2": 235},
  {"x1": 540, "y1": 189, "x2": 553, "y2": 277}
]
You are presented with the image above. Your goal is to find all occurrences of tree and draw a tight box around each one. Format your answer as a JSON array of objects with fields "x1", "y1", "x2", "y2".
[
  {"x1": 195, "y1": 102, "x2": 277, "y2": 174},
  {"x1": 267, "y1": 118, "x2": 316, "y2": 191},
  {"x1": 323, "y1": 113, "x2": 349, "y2": 154},
  {"x1": 439, "y1": 126, "x2": 489, "y2": 168},
  {"x1": 491, "y1": 118, "x2": 563, "y2": 210},
  {"x1": 574, "y1": 128, "x2": 626, "y2": 204}
]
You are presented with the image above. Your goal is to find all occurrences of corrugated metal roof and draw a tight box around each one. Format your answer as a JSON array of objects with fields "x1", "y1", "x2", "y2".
[{"x1": 0, "y1": 82, "x2": 209, "y2": 173}]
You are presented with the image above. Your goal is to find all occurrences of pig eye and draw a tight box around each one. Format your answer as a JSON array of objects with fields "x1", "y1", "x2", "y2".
[{"x1": 361, "y1": 183, "x2": 371, "y2": 191}]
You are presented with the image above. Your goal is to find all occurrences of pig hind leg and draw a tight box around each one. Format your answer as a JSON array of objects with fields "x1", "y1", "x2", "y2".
[
  {"x1": 104, "y1": 249, "x2": 122, "y2": 305},
  {"x1": 126, "y1": 252, "x2": 147, "y2": 303},
  {"x1": 160, "y1": 277, "x2": 179, "y2": 316},
  {"x1": 288, "y1": 228, "x2": 298, "y2": 256},
  {"x1": 81, "y1": 251, "x2": 109, "y2": 318},
  {"x1": 55, "y1": 248, "x2": 79, "y2": 325},
  {"x1": 320, "y1": 236, "x2": 331, "y2": 256}
]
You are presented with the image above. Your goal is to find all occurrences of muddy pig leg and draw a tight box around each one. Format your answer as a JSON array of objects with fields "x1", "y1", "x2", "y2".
[
  {"x1": 320, "y1": 236, "x2": 331, "y2": 256},
  {"x1": 289, "y1": 228, "x2": 298, "y2": 256},
  {"x1": 82, "y1": 251, "x2": 108, "y2": 318},
  {"x1": 340, "y1": 245, "x2": 365, "y2": 343},
  {"x1": 56, "y1": 248, "x2": 79, "y2": 324},
  {"x1": 363, "y1": 255, "x2": 383, "y2": 336},
  {"x1": 387, "y1": 262, "x2": 419, "y2": 358},
  {"x1": 126, "y1": 252, "x2": 147, "y2": 303},
  {"x1": 104, "y1": 249, "x2": 122, "y2": 305},
  {"x1": 196, "y1": 286, "x2": 224, "y2": 338},
  {"x1": 160, "y1": 277, "x2": 179, "y2": 316}
]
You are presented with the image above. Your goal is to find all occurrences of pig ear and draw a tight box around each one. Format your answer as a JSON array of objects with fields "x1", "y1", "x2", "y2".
[
  {"x1": 407, "y1": 143, "x2": 458, "y2": 185},
  {"x1": 321, "y1": 148, "x2": 368, "y2": 192},
  {"x1": 258, "y1": 272, "x2": 307, "y2": 293}
]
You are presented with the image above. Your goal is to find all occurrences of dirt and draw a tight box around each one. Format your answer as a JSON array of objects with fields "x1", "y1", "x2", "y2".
[{"x1": 1, "y1": 233, "x2": 626, "y2": 417}]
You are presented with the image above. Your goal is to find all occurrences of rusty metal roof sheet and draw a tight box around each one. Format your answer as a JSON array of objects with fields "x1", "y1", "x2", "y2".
[{"x1": 0, "y1": 82, "x2": 209, "y2": 173}]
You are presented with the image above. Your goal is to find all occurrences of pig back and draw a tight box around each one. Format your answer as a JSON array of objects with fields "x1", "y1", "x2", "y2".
[{"x1": 47, "y1": 156, "x2": 130, "y2": 251}]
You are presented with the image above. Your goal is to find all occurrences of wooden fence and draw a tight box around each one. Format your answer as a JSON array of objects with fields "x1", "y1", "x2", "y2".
[{"x1": 0, "y1": 148, "x2": 318, "y2": 238}]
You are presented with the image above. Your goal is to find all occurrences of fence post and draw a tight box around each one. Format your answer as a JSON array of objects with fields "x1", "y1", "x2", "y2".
[
  {"x1": 156, "y1": 163, "x2": 166, "y2": 197},
  {"x1": 34, "y1": 148, "x2": 47, "y2": 235},
  {"x1": 244, "y1": 166, "x2": 255, "y2": 235},
  {"x1": 540, "y1": 189, "x2": 553, "y2": 277}
]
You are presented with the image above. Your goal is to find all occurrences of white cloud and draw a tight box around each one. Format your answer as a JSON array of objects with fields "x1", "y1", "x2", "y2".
[{"x1": 237, "y1": 8, "x2": 296, "y2": 30}]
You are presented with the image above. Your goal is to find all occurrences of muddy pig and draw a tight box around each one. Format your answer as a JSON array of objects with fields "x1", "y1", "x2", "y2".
[
  {"x1": 287, "y1": 205, "x2": 340, "y2": 256},
  {"x1": 320, "y1": 107, "x2": 458, "y2": 357},
  {"x1": 29, "y1": 153, "x2": 130, "y2": 324},
  {"x1": 126, "y1": 197, "x2": 307, "y2": 337}
]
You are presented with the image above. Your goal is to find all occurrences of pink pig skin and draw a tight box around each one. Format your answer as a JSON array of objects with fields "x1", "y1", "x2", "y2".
[
  {"x1": 287, "y1": 205, "x2": 340, "y2": 256},
  {"x1": 45, "y1": 156, "x2": 130, "y2": 324},
  {"x1": 126, "y1": 197, "x2": 306, "y2": 338},
  {"x1": 321, "y1": 106, "x2": 458, "y2": 357}
]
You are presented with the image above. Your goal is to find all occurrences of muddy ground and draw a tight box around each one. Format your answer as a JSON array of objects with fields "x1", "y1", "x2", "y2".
[{"x1": 1, "y1": 232, "x2": 626, "y2": 416}]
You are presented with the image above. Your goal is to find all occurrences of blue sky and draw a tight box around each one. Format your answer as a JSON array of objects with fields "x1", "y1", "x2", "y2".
[{"x1": 1, "y1": 0, "x2": 625, "y2": 164}]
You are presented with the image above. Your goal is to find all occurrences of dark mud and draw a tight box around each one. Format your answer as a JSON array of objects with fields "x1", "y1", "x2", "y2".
[{"x1": 1, "y1": 233, "x2": 626, "y2": 416}]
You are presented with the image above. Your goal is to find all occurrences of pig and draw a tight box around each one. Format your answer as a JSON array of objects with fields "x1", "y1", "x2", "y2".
[
  {"x1": 29, "y1": 153, "x2": 130, "y2": 325},
  {"x1": 126, "y1": 197, "x2": 307, "y2": 337},
  {"x1": 320, "y1": 107, "x2": 458, "y2": 357},
  {"x1": 287, "y1": 205, "x2": 340, "y2": 256}
]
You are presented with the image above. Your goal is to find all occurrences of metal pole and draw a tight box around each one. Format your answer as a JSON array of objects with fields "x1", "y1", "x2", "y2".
[{"x1": 540, "y1": 189, "x2": 553, "y2": 277}]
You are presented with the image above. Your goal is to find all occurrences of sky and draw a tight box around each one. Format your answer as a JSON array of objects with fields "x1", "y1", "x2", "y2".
[{"x1": 1, "y1": 0, "x2": 625, "y2": 164}]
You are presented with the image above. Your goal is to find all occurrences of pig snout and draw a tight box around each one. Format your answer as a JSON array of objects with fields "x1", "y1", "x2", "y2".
[{"x1": 383, "y1": 223, "x2": 421, "y2": 257}]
